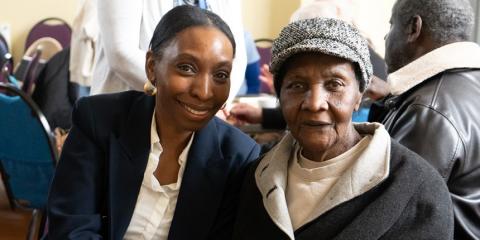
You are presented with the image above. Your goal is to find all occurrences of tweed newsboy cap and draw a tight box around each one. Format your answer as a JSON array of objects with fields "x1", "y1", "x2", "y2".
[{"x1": 271, "y1": 17, "x2": 373, "y2": 92}]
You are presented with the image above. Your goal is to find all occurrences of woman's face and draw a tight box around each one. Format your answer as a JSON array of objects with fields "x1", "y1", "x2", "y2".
[
  {"x1": 146, "y1": 26, "x2": 233, "y2": 132},
  {"x1": 280, "y1": 53, "x2": 362, "y2": 160}
]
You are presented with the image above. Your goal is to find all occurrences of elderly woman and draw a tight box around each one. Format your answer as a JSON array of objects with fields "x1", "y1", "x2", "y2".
[
  {"x1": 232, "y1": 18, "x2": 453, "y2": 239},
  {"x1": 47, "y1": 5, "x2": 260, "y2": 240}
]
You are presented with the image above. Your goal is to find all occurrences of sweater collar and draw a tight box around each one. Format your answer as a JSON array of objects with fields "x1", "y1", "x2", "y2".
[
  {"x1": 388, "y1": 42, "x2": 480, "y2": 95},
  {"x1": 254, "y1": 122, "x2": 390, "y2": 239}
]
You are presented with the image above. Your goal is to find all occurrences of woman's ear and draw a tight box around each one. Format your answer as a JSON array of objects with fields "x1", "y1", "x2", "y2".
[{"x1": 145, "y1": 50, "x2": 157, "y2": 81}]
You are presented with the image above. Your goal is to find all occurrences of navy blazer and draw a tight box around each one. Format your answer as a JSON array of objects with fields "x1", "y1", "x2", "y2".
[{"x1": 47, "y1": 91, "x2": 260, "y2": 240}]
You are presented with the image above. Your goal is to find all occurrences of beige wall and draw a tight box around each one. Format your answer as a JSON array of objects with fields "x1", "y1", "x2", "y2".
[
  {"x1": 243, "y1": 0, "x2": 396, "y2": 57},
  {"x1": 242, "y1": 0, "x2": 301, "y2": 40},
  {"x1": 352, "y1": 0, "x2": 396, "y2": 56},
  {"x1": 1, "y1": 0, "x2": 396, "y2": 64},
  {"x1": 299, "y1": 0, "x2": 397, "y2": 56},
  {"x1": 1, "y1": 0, "x2": 79, "y2": 64}
]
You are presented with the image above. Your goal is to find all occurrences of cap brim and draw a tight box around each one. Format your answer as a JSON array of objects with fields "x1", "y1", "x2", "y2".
[{"x1": 271, "y1": 38, "x2": 363, "y2": 74}]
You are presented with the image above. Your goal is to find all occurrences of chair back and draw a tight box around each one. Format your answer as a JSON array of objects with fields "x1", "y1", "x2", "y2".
[
  {"x1": 24, "y1": 37, "x2": 63, "y2": 64},
  {"x1": 18, "y1": 48, "x2": 43, "y2": 95},
  {"x1": 25, "y1": 17, "x2": 72, "y2": 50},
  {"x1": 0, "y1": 83, "x2": 57, "y2": 210},
  {"x1": 15, "y1": 38, "x2": 62, "y2": 93}
]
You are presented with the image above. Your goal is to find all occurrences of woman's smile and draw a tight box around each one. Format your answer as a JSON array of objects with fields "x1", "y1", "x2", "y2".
[{"x1": 178, "y1": 100, "x2": 212, "y2": 117}]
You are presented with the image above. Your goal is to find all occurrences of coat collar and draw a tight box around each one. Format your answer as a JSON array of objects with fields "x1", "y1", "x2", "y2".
[
  {"x1": 388, "y1": 42, "x2": 480, "y2": 95},
  {"x1": 167, "y1": 118, "x2": 230, "y2": 240},
  {"x1": 107, "y1": 94, "x2": 228, "y2": 240},
  {"x1": 108, "y1": 94, "x2": 155, "y2": 239},
  {"x1": 254, "y1": 123, "x2": 390, "y2": 239}
]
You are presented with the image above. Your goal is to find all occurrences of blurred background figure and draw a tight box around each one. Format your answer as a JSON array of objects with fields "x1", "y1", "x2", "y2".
[
  {"x1": 237, "y1": 31, "x2": 261, "y2": 96},
  {"x1": 90, "y1": 0, "x2": 246, "y2": 107}
]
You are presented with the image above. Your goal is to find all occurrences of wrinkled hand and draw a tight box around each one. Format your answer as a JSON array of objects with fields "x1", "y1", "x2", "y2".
[
  {"x1": 365, "y1": 76, "x2": 390, "y2": 100},
  {"x1": 259, "y1": 64, "x2": 274, "y2": 94},
  {"x1": 229, "y1": 103, "x2": 263, "y2": 126}
]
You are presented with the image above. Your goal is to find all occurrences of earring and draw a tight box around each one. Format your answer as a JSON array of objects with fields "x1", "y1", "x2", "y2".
[{"x1": 144, "y1": 79, "x2": 157, "y2": 96}]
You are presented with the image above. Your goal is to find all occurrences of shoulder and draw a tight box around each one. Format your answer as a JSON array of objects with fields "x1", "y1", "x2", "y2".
[
  {"x1": 76, "y1": 91, "x2": 144, "y2": 111},
  {"x1": 212, "y1": 117, "x2": 259, "y2": 148},
  {"x1": 387, "y1": 141, "x2": 452, "y2": 215},
  {"x1": 396, "y1": 69, "x2": 479, "y2": 155},
  {"x1": 73, "y1": 91, "x2": 149, "y2": 134},
  {"x1": 379, "y1": 141, "x2": 453, "y2": 239},
  {"x1": 203, "y1": 118, "x2": 261, "y2": 166},
  {"x1": 409, "y1": 68, "x2": 480, "y2": 109},
  {"x1": 75, "y1": 91, "x2": 145, "y2": 119},
  {"x1": 389, "y1": 140, "x2": 447, "y2": 187}
]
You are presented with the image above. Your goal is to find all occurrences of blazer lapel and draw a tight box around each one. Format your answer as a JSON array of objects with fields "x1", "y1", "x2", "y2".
[
  {"x1": 108, "y1": 94, "x2": 155, "y2": 240},
  {"x1": 168, "y1": 119, "x2": 230, "y2": 240}
]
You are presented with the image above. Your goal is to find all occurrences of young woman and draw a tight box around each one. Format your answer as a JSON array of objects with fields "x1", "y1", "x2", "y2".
[{"x1": 47, "y1": 6, "x2": 260, "y2": 240}]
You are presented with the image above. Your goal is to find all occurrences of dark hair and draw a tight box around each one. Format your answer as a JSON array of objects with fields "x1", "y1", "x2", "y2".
[
  {"x1": 394, "y1": 0, "x2": 474, "y2": 44},
  {"x1": 273, "y1": 54, "x2": 363, "y2": 97},
  {"x1": 149, "y1": 5, "x2": 236, "y2": 57}
]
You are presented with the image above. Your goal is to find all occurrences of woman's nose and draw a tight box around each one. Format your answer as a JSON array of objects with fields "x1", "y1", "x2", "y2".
[
  {"x1": 301, "y1": 86, "x2": 328, "y2": 112},
  {"x1": 191, "y1": 74, "x2": 213, "y2": 100}
]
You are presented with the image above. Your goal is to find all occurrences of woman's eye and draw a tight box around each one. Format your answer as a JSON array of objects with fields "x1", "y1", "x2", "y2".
[
  {"x1": 326, "y1": 80, "x2": 344, "y2": 91},
  {"x1": 213, "y1": 71, "x2": 230, "y2": 83},
  {"x1": 286, "y1": 81, "x2": 305, "y2": 90},
  {"x1": 177, "y1": 64, "x2": 195, "y2": 74}
]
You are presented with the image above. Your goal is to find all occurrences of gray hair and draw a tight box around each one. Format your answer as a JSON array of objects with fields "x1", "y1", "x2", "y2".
[{"x1": 394, "y1": 0, "x2": 474, "y2": 43}]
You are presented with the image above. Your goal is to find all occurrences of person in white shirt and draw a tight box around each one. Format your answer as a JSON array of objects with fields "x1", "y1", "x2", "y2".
[{"x1": 91, "y1": 0, "x2": 246, "y2": 106}]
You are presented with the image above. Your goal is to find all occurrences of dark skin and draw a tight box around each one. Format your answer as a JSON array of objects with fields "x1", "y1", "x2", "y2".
[
  {"x1": 385, "y1": 0, "x2": 452, "y2": 73},
  {"x1": 145, "y1": 26, "x2": 233, "y2": 185},
  {"x1": 280, "y1": 53, "x2": 363, "y2": 162},
  {"x1": 371, "y1": 3, "x2": 455, "y2": 99}
]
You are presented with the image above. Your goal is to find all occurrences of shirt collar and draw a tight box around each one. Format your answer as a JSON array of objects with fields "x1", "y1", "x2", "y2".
[
  {"x1": 388, "y1": 41, "x2": 480, "y2": 95},
  {"x1": 150, "y1": 111, "x2": 194, "y2": 166}
]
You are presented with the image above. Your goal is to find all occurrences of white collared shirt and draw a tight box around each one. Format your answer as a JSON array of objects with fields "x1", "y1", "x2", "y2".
[{"x1": 124, "y1": 113, "x2": 194, "y2": 240}]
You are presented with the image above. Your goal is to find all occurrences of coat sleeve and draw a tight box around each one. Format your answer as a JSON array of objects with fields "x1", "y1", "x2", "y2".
[
  {"x1": 386, "y1": 103, "x2": 463, "y2": 179},
  {"x1": 47, "y1": 98, "x2": 106, "y2": 239},
  {"x1": 381, "y1": 168, "x2": 454, "y2": 239}
]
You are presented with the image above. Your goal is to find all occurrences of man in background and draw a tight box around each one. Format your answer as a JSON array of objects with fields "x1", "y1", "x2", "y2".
[{"x1": 369, "y1": 0, "x2": 480, "y2": 238}]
